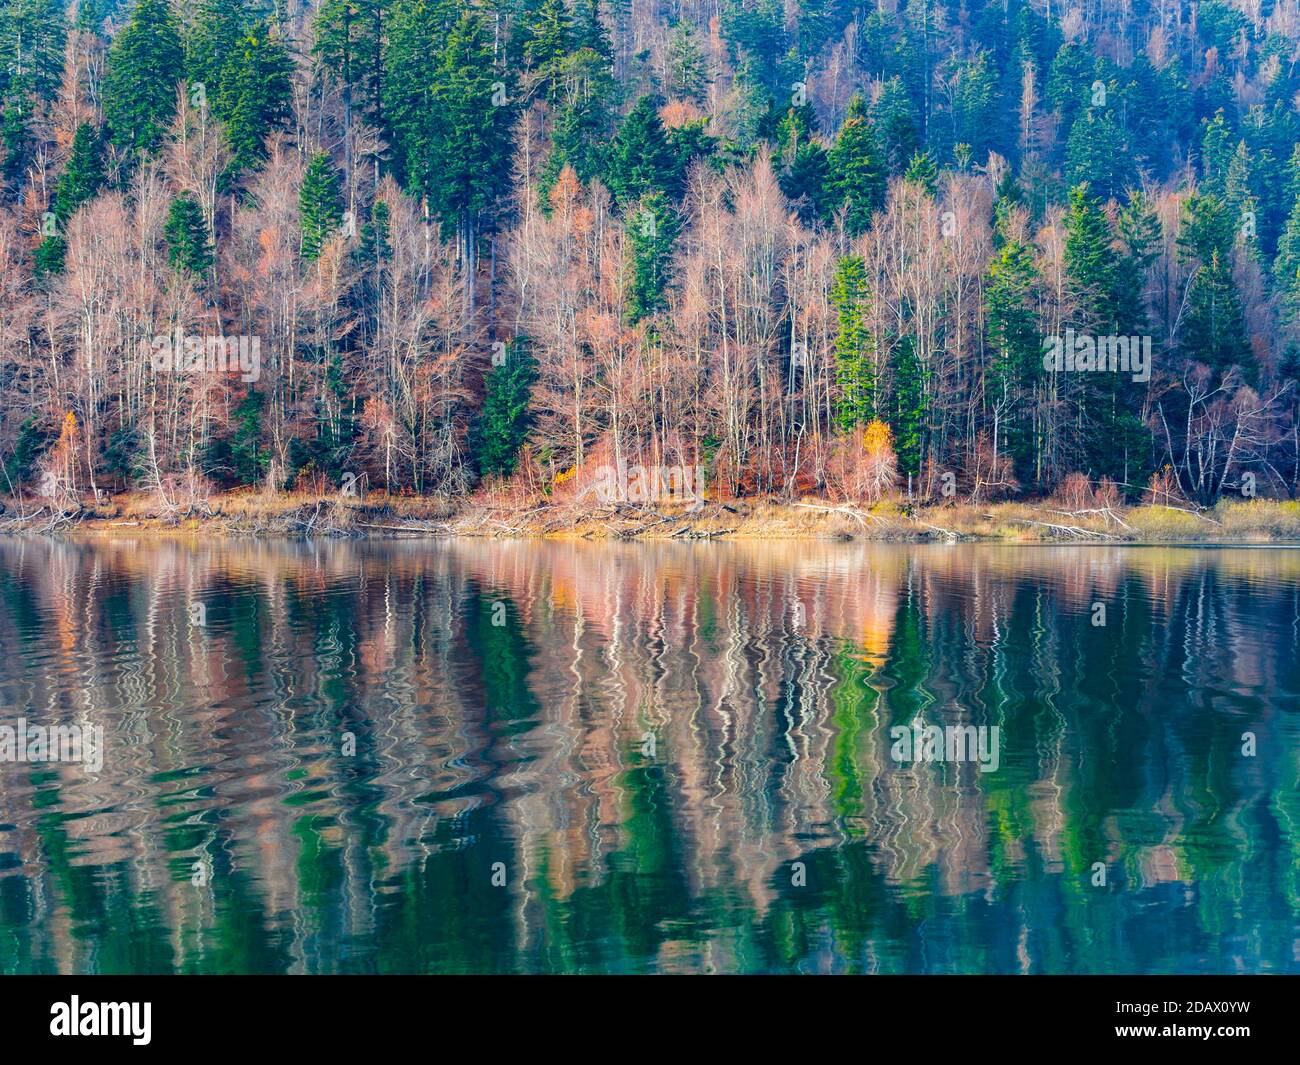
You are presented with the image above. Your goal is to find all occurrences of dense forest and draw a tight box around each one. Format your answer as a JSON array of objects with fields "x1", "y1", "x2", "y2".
[{"x1": 1, "y1": 0, "x2": 1299, "y2": 509}]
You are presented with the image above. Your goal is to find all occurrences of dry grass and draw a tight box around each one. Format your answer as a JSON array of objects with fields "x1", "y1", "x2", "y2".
[{"x1": 7, "y1": 488, "x2": 1300, "y2": 543}]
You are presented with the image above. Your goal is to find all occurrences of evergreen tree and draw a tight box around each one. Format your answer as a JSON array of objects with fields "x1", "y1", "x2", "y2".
[
  {"x1": 53, "y1": 123, "x2": 104, "y2": 227},
  {"x1": 521, "y1": 0, "x2": 571, "y2": 101},
  {"x1": 384, "y1": 5, "x2": 513, "y2": 263},
  {"x1": 103, "y1": 0, "x2": 183, "y2": 156},
  {"x1": 300, "y1": 153, "x2": 345, "y2": 262},
  {"x1": 871, "y1": 77, "x2": 919, "y2": 175},
  {"x1": 903, "y1": 150, "x2": 939, "y2": 196},
  {"x1": 826, "y1": 95, "x2": 886, "y2": 237},
  {"x1": 780, "y1": 140, "x2": 829, "y2": 224},
  {"x1": 1275, "y1": 192, "x2": 1300, "y2": 322},
  {"x1": 570, "y1": 0, "x2": 611, "y2": 62},
  {"x1": 830, "y1": 256, "x2": 875, "y2": 429},
  {"x1": 1114, "y1": 189, "x2": 1161, "y2": 334},
  {"x1": 0, "y1": 0, "x2": 68, "y2": 187},
  {"x1": 220, "y1": 24, "x2": 294, "y2": 175},
  {"x1": 472, "y1": 345, "x2": 536, "y2": 478},
  {"x1": 1181, "y1": 248, "x2": 1251, "y2": 373},
  {"x1": 164, "y1": 192, "x2": 213, "y2": 274},
  {"x1": 1064, "y1": 108, "x2": 1129, "y2": 202},
  {"x1": 313, "y1": 0, "x2": 386, "y2": 129},
  {"x1": 605, "y1": 96, "x2": 681, "y2": 208},
  {"x1": 626, "y1": 192, "x2": 679, "y2": 323},
  {"x1": 1063, "y1": 183, "x2": 1118, "y2": 330},
  {"x1": 890, "y1": 336, "x2": 926, "y2": 481},
  {"x1": 1200, "y1": 109, "x2": 1233, "y2": 195},
  {"x1": 985, "y1": 229, "x2": 1040, "y2": 484},
  {"x1": 185, "y1": 0, "x2": 244, "y2": 91},
  {"x1": 664, "y1": 21, "x2": 707, "y2": 102},
  {"x1": 32, "y1": 233, "x2": 66, "y2": 278}
]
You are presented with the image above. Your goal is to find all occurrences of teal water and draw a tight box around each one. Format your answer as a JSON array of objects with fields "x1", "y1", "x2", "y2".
[{"x1": 0, "y1": 538, "x2": 1297, "y2": 974}]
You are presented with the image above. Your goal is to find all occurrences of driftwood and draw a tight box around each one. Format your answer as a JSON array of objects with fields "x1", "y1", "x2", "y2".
[
  {"x1": 1004, "y1": 517, "x2": 1120, "y2": 540},
  {"x1": 794, "y1": 502, "x2": 879, "y2": 528}
]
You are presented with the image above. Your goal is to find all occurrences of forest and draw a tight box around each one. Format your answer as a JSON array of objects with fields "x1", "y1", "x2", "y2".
[{"x1": 1, "y1": 0, "x2": 1299, "y2": 512}]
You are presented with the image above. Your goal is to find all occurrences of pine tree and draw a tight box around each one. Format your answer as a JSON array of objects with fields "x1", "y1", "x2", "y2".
[
  {"x1": 890, "y1": 336, "x2": 926, "y2": 480},
  {"x1": 220, "y1": 24, "x2": 294, "y2": 175},
  {"x1": 626, "y1": 192, "x2": 679, "y2": 323},
  {"x1": 826, "y1": 95, "x2": 886, "y2": 237},
  {"x1": 313, "y1": 0, "x2": 385, "y2": 128},
  {"x1": 1275, "y1": 192, "x2": 1300, "y2": 321},
  {"x1": 1063, "y1": 183, "x2": 1118, "y2": 330},
  {"x1": 605, "y1": 96, "x2": 681, "y2": 208},
  {"x1": 53, "y1": 123, "x2": 104, "y2": 227},
  {"x1": 103, "y1": 0, "x2": 183, "y2": 156},
  {"x1": 1064, "y1": 108, "x2": 1129, "y2": 201},
  {"x1": 985, "y1": 229, "x2": 1040, "y2": 484},
  {"x1": 831, "y1": 256, "x2": 875, "y2": 429},
  {"x1": 903, "y1": 150, "x2": 939, "y2": 196},
  {"x1": 1115, "y1": 189, "x2": 1161, "y2": 334},
  {"x1": 164, "y1": 193, "x2": 213, "y2": 274},
  {"x1": 472, "y1": 345, "x2": 536, "y2": 478},
  {"x1": 300, "y1": 153, "x2": 345, "y2": 262},
  {"x1": 1182, "y1": 248, "x2": 1251, "y2": 372}
]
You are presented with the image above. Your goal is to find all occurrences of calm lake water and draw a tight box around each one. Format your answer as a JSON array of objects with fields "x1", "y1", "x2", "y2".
[{"x1": 0, "y1": 537, "x2": 1297, "y2": 974}]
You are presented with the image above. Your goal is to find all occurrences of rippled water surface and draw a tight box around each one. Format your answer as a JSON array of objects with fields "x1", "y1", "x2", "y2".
[{"x1": 1, "y1": 538, "x2": 1298, "y2": 974}]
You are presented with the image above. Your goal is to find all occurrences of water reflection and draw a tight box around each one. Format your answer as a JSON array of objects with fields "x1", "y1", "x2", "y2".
[{"x1": 0, "y1": 538, "x2": 1297, "y2": 973}]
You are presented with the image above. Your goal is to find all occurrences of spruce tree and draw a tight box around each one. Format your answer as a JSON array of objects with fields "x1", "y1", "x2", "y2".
[
  {"x1": 1182, "y1": 249, "x2": 1251, "y2": 373},
  {"x1": 826, "y1": 95, "x2": 886, "y2": 237},
  {"x1": 1274, "y1": 192, "x2": 1300, "y2": 321},
  {"x1": 605, "y1": 96, "x2": 681, "y2": 208},
  {"x1": 220, "y1": 25, "x2": 294, "y2": 175},
  {"x1": 313, "y1": 0, "x2": 385, "y2": 127},
  {"x1": 384, "y1": 5, "x2": 512, "y2": 264},
  {"x1": 626, "y1": 192, "x2": 679, "y2": 323},
  {"x1": 1115, "y1": 189, "x2": 1161, "y2": 334},
  {"x1": 53, "y1": 123, "x2": 104, "y2": 227},
  {"x1": 903, "y1": 151, "x2": 939, "y2": 196},
  {"x1": 164, "y1": 193, "x2": 213, "y2": 274},
  {"x1": 472, "y1": 345, "x2": 536, "y2": 478},
  {"x1": 985, "y1": 229, "x2": 1040, "y2": 485},
  {"x1": 300, "y1": 153, "x2": 345, "y2": 262},
  {"x1": 830, "y1": 256, "x2": 874, "y2": 429},
  {"x1": 890, "y1": 336, "x2": 926, "y2": 481},
  {"x1": 103, "y1": 0, "x2": 183, "y2": 156},
  {"x1": 1064, "y1": 108, "x2": 1129, "y2": 202},
  {"x1": 1063, "y1": 183, "x2": 1118, "y2": 330}
]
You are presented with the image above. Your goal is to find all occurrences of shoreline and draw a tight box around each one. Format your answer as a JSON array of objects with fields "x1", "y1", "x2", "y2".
[{"x1": 4, "y1": 492, "x2": 1300, "y2": 545}]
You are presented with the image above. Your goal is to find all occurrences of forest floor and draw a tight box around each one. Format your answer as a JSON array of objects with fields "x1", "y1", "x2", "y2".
[{"x1": 4, "y1": 490, "x2": 1300, "y2": 544}]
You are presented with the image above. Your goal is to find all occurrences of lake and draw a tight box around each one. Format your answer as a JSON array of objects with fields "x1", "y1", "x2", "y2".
[{"x1": 0, "y1": 537, "x2": 1297, "y2": 974}]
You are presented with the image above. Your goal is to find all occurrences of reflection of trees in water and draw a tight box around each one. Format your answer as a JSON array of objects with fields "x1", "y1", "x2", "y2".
[{"x1": 0, "y1": 539, "x2": 1297, "y2": 973}]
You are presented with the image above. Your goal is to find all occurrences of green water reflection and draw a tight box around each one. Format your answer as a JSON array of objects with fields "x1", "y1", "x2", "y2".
[{"x1": 0, "y1": 539, "x2": 1297, "y2": 973}]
